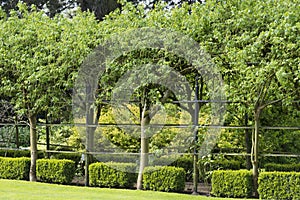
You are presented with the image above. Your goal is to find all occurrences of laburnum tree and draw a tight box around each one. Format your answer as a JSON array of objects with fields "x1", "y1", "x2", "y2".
[
  {"x1": 0, "y1": 3, "x2": 101, "y2": 181},
  {"x1": 180, "y1": 0, "x2": 300, "y2": 196}
]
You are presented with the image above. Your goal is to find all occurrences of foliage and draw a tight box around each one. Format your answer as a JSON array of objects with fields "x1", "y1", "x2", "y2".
[
  {"x1": 0, "y1": 157, "x2": 30, "y2": 180},
  {"x1": 51, "y1": 153, "x2": 82, "y2": 164},
  {"x1": 96, "y1": 103, "x2": 187, "y2": 153},
  {"x1": 36, "y1": 159, "x2": 76, "y2": 184},
  {"x1": 143, "y1": 166, "x2": 186, "y2": 192},
  {"x1": 211, "y1": 170, "x2": 253, "y2": 198},
  {"x1": 94, "y1": 154, "x2": 138, "y2": 163},
  {"x1": 258, "y1": 172, "x2": 300, "y2": 200},
  {"x1": 89, "y1": 162, "x2": 137, "y2": 188},
  {"x1": 38, "y1": 125, "x2": 77, "y2": 149},
  {"x1": 0, "y1": 126, "x2": 30, "y2": 148},
  {"x1": 0, "y1": 149, "x2": 45, "y2": 158},
  {"x1": 198, "y1": 155, "x2": 242, "y2": 183},
  {"x1": 0, "y1": 3, "x2": 103, "y2": 123},
  {"x1": 264, "y1": 163, "x2": 300, "y2": 172}
]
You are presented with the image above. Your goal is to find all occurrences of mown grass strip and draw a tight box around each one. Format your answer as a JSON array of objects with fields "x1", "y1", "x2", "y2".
[{"x1": 0, "y1": 179, "x2": 241, "y2": 200}]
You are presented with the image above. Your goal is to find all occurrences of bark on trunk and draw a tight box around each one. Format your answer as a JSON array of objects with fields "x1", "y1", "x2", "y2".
[
  {"x1": 245, "y1": 113, "x2": 252, "y2": 170},
  {"x1": 252, "y1": 110, "x2": 260, "y2": 197},
  {"x1": 137, "y1": 105, "x2": 150, "y2": 190},
  {"x1": 29, "y1": 114, "x2": 38, "y2": 182}
]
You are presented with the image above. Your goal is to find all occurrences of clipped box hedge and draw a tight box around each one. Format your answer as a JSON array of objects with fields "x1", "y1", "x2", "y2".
[
  {"x1": 211, "y1": 170, "x2": 253, "y2": 198},
  {"x1": 0, "y1": 157, "x2": 30, "y2": 180},
  {"x1": 143, "y1": 166, "x2": 186, "y2": 192},
  {"x1": 36, "y1": 159, "x2": 75, "y2": 184},
  {"x1": 264, "y1": 163, "x2": 300, "y2": 172},
  {"x1": 89, "y1": 162, "x2": 137, "y2": 188},
  {"x1": 258, "y1": 172, "x2": 300, "y2": 200}
]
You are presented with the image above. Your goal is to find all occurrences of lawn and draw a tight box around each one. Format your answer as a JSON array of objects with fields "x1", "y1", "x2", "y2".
[{"x1": 0, "y1": 179, "x2": 241, "y2": 200}]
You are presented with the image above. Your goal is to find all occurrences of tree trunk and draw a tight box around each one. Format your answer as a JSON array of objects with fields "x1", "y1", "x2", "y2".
[
  {"x1": 192, "y1": 76, "x2": 200, "y2": 195},
  {"x1": 45, "y1": 115, "x2": 50, "y2": 158},
  {"x1": 252, "y1": 110, "x2": 260, "y2": 197},
  {"x1": 137, "y1": 105, "x2": 150, "y2": 190},
  {"x1": 245, "y1": 113, "x2": 252, "y2": 170},
  {"x1": 29, "y1": 114, "x2": 38, "y2": 182},
  {"x1": 15, "y1": 115, "x2": 19, "y2": 148}
]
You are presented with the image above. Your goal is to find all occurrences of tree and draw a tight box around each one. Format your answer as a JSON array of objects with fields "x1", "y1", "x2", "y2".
[
  {"x1": 79, "y1": 2, "x2": 224, "y2": 191},
  {"x1": 0, "y1": 0, "x2": 120, "y2": 19},
  {"x1": 0, "y1": 3, "x2": 101, "y2": 181},
  {"x1": 181, "y1": 0, "x2": 299, "y2": 196},
  {"x1": 79, "y1": 0, "x2": 120, "y2": 20}
]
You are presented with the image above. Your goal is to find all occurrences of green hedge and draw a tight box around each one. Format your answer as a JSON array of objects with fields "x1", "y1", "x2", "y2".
[
  {"x1": 0, "y1": 157, "x2": 30, "y2": 180},
  {"x1": 143, "y1": 166, "x2": 186, "y2": 192},
  {"x1": 264, "y1": 163, "x2": 300, "y2": 172},
  {"x1": 211, "y1": 170, "x2": 253, "y2": 198},
  {"x1": 258, "y1": 172, "x2": 300, "y2": 200},
  {"x1": 153, "y1": 156, "x2": 241, "y2": 182},
  {"x1": 36, "y1": 159, "x2": 75, "y2": 184},
  {"x1": 89, "y1": 162, "x2": 137, "y2": 188}
]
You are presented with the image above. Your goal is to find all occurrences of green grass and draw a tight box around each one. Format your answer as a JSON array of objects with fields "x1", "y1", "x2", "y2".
[{"x1": 0, "y1": 179, "x2": 238, "y2": 200}]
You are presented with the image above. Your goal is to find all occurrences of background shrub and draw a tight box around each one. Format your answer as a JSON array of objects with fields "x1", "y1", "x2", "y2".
[
  {"x1": 198, "y1": 157, "x2": 242, "y2": 183},
  {"x1": 0, "y1": 157, "x2": 30, "y2": 180},
  {"x1": 258, "y1": 172, "x2": 300, "y2": 200},
  {"x1": 153, "y1": 156, "x2": 193, "y2": 181},
  {"x1": 94, "y1": 154, "x2": 138, "y2": 163},
  {"x1": 51, "y1": 153, "x2": 82, "y2": 164},
  {"x1": 89, "y1": 162, "x2": 137, "y2": 188},
  {"x1": 143, "y1": 166, "x2": 186, "y2": 192},
  {"x1": 0, "y1": 149, "x2": 44, "y2": 158},
  {"x1": 211, "y1": 170, "x2": 253, "y2": 198},
  {"x1": 213, "y1": 159, "x2": 241, "y2": 170},
  {"x1": 264, "y1": 163, "x2": 300, "y2": 172},
  {"x1": 36, "y1": 159, "x2": 75, "y2": 184}
]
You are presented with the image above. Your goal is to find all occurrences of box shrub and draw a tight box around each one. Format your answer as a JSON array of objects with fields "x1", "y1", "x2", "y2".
[
  {"x1": 36, "y1": 159, "x2": 75, "y2": 184},
  {"x1": 264, "y1": 163, "x2": 300, "y2": 172},
  {"x1": 89, "y1": 162, "x2": 137, "y2": 188},
  {"x1": 258, "y1": 172, "x2": 300, "y2": 200},
  {"x1": 143, "y1": 166, "x2": 186, "y2": 192},
  {"x1": 0, "y1": 157, "x2": 30, "y2": 180},
  {"x1": 211, "y1": 170, "x2": 253, "y2": 198}
]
